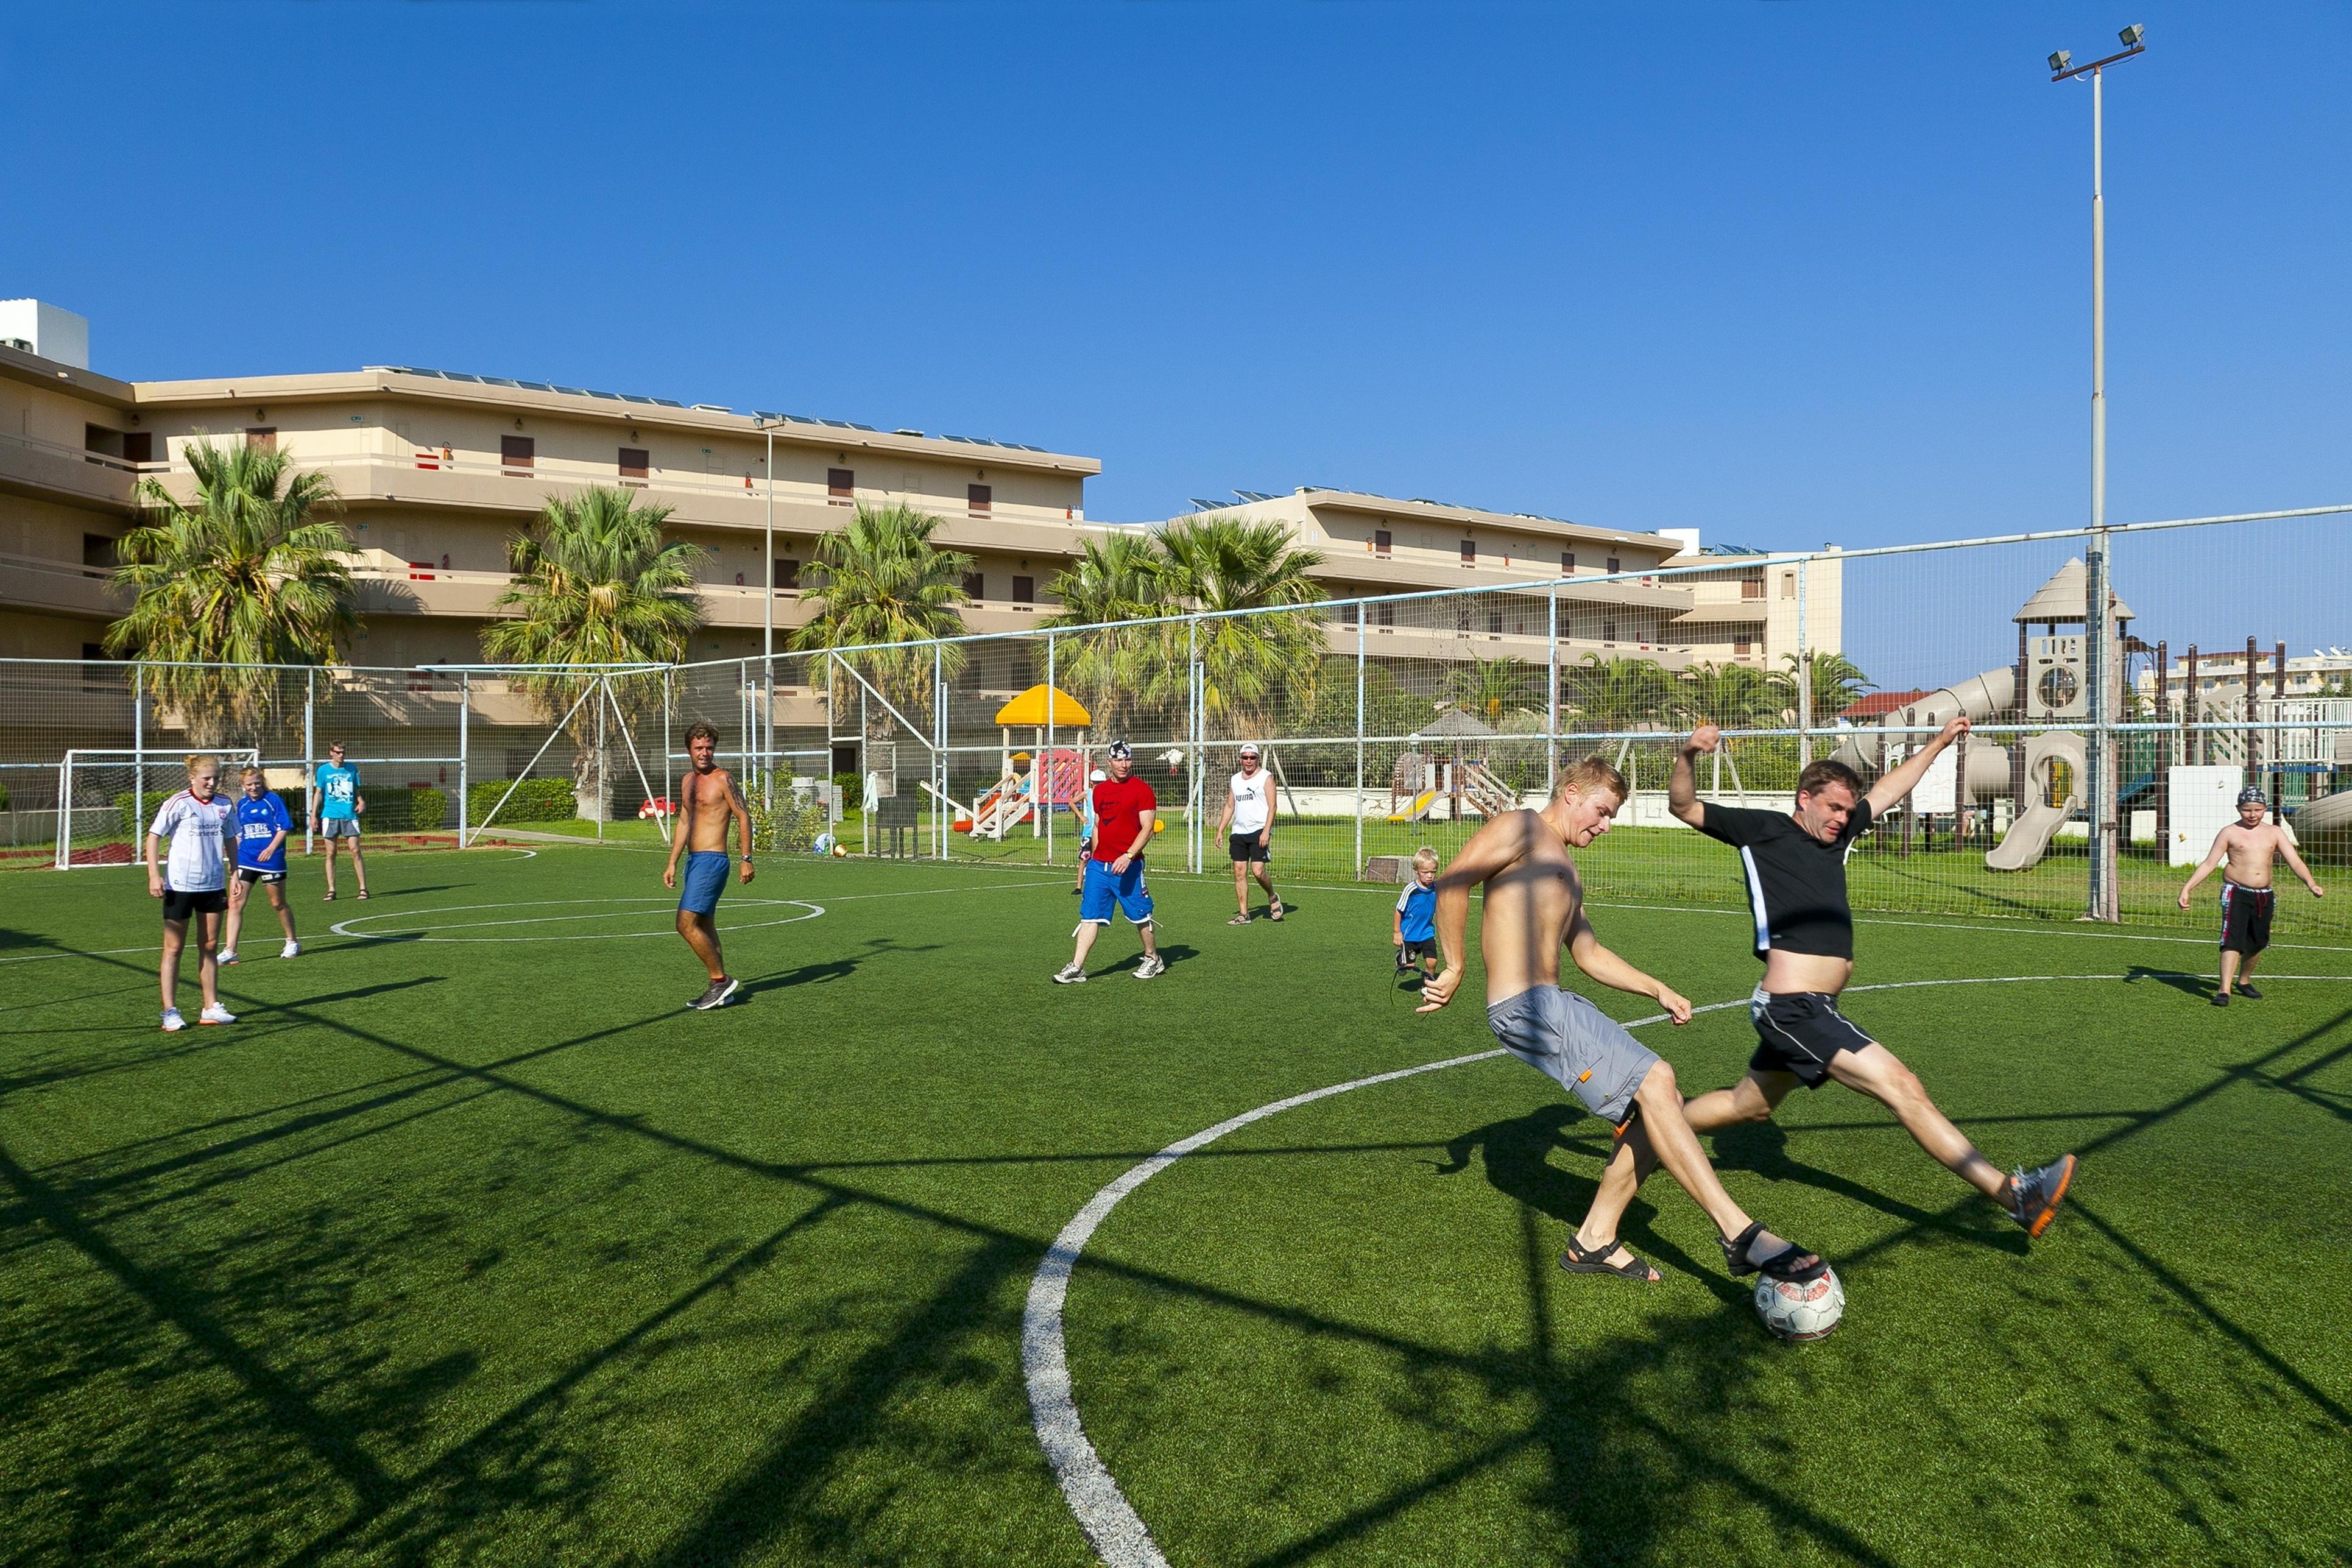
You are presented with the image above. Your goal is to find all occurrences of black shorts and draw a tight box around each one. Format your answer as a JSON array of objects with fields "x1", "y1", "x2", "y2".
[
  {"x1": 1228, "y1": 832, "x2": 1271, "y2": 864},
  {"x1": 162, "y1": 886, "x2": 228, "y2": 921},
  {"x1": 2220, "y1": 883, "x2": 2274, "y2": 955},
  {"x1": 236, "y1": 865, "x2": 286, "y2": 886},
  {"x1": 1748, "y1": 988, "x2": 1875, "y2": 1089},
  {"x1": 1400, "y1": 938, "x2": 1436, "y2": 964}
]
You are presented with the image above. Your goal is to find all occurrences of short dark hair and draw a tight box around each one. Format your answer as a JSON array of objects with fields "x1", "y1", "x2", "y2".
[
  {"x1": 1795, "y1": 758, "x2": 1863, "y2": 801},
  {"x1": 685, "y1": 721, "x2": 721, "y2": 744}
]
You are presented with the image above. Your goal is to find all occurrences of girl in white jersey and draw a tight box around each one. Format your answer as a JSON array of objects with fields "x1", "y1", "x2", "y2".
[{"x1": 146, "y1": 753, "x2": 236, "y2": 1031}]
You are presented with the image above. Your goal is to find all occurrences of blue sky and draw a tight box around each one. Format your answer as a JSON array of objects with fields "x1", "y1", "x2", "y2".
[{"x1": 6, "y1": 2, "x2": 2347, "y2": 560}]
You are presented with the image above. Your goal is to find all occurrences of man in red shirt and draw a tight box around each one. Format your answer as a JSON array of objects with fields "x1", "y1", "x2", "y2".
[{"x1": 1056, "y1": 740, "x2": 1164, "y2": 981}]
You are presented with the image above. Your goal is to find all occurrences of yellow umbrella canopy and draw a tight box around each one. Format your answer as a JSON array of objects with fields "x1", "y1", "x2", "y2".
[{"x1": 994, "y1": 685, "x2": 1091, "y2": 729}]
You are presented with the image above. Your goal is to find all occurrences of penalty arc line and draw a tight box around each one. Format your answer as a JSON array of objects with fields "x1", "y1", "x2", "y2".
[{"x1": 1022, "y1": 972, "x2": 2352, "y2": 1568}]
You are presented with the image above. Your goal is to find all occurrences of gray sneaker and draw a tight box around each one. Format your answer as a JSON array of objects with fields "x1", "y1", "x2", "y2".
[
  {"x1": 691, "y1": 978, "x2": 740, "y2": 1011},
  {"x1": 1134, "y1": 954, "x2": 1167, "y2": 980},
  {"x1": 1052, "y1": 962, "x2": 1087, "y2": 984}
]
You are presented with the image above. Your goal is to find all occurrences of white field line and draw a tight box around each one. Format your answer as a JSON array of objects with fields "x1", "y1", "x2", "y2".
[{"x1": 1022, "y1": 971, "x2": 2352, "y2": 1566}]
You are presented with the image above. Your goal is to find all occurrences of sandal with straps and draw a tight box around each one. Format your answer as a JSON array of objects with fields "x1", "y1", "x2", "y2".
[
  {"x1": 1227, "y1": 914, "x2": 1252, "y2": 925},
  {"x1": 1559, "y1": 1235, "x2": 1660, "y2": 1282},
  {"x1": 1718, "y1": 1221, "x2": 1828, "y2": 1284}
]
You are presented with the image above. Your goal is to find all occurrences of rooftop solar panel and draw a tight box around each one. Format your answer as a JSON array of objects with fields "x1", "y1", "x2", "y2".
[
  {"x1": 552, "y1": 386, "x2": 588, "y2": 396},
  {"x1": 621, "y1": 394, "x2": 657, "y2": 405},
  {"x1": 517, "y1": 381, "x2": 555, "y2": 392},
  {"x1": 442, "y1": 372, "x2": 482, "y2": 383},
  {"x1": 481, "y1": 377, "x2": 520, "y2": 388},
  {"x1": 652, "y1": 398, "x2": 684, "y2": 409},
  {"x1": 588, "y1": 390, "x2": 622, "y2": 400}
]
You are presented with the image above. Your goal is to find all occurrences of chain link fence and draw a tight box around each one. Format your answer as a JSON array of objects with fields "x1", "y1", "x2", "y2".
[{"x1": 7, "y1": 509, "x2": 2346, "y2": 933}]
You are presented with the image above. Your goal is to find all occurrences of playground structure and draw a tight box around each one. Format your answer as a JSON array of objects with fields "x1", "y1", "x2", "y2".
[
  {"x1": 933, "y1": 685, "x2": 1092, "y2": 840},
  {"x1": 1387, "y1": 709, "x2": 1519, "y2": 823}
]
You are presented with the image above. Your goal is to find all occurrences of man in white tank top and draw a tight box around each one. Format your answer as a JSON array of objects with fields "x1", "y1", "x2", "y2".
[{"x1": 1214, "y1": 743, "x2": 1284, "y2": 923}]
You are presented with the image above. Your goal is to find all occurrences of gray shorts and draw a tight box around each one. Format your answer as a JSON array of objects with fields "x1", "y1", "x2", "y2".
[
  {"x1": 1485, "y1": 986, "x2": 1660, "y2": 1128},
  {"x1": 320, "y1": 817, "x2": 361, "y2": 839}
]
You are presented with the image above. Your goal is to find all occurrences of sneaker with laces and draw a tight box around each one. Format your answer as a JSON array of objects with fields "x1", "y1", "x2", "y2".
[
  {"x1": 1134, "y1": 954, "x2": 1167, "y2": 980},
  {"x1": 281, "y1": 940, "x2": 300, "y2": 959},
  {"x1": 161, "y1": 1008, "x2": 186, "y2": 1033},
  {"x1": 2008, "y1": 1154, "x2": 2077, "y2": 1237},
  {"x1": 198, "y1": 1004, "x2": 237, "y2": 1026},
  {"x1": 217, "y1": 948, "x2": 239, "y2": 966},
  {"x1": 1052, "y1": 962, "x2": 1087, "y2": 984},
  {"x1": 690, "y1": 978, "x2": 740, "y2": 1011}
]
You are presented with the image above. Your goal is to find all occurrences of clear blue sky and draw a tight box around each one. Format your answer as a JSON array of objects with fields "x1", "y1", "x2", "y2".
[{"x1": 6, "y1": 2, "x2": 2347, "y2": 560}]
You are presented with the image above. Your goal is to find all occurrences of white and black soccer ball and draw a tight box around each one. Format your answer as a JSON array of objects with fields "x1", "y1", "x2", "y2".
[{"x1": 1754, "y1": 1265, "x2": 1844, "y2": 1343}]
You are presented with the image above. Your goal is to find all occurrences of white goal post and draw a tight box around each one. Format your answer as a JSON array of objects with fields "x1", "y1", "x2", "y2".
[{"x1": 54, "y1": 748, "x2": 262, "y2": 870}]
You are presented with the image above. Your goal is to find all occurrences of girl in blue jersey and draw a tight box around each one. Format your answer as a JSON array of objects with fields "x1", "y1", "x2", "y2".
[{"x1": 222, "y1": 765, "x2": 300, "y2": 962}]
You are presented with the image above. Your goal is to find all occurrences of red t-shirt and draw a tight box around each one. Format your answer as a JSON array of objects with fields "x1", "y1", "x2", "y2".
[{"x1": 1090, "y1": 775, "x2": 1157, "y2": 862}]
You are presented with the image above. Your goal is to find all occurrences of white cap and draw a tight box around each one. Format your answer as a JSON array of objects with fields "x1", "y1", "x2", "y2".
[{"x1": 1090, "y1": 769, "x2": 1107, "y2": 782}]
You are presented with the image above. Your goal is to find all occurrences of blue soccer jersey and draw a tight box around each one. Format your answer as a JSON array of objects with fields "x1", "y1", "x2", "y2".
[
  {"x1": 236, "y1": 792, "x2": 293, "y2": 872},
  {"x1": 1396, "y1": 882, "x2": 1437, "y2": 942},
  {"x1": 316, "y1": 762, "x2": 359, "y2": 820}
]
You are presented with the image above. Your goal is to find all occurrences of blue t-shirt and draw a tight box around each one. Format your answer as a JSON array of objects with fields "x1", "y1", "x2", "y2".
[
  {"x1": 1396, "y1": 882, "x2": 1437, "y2": 942},
  {"x1": 316, "y1": 762, "x2": 359, "y2": 820},
  {"x1": 235, "y1": 793, "x2": 294, "y2": 872}
]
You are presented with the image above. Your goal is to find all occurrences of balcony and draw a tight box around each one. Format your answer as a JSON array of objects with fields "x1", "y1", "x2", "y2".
[
  {"x1": 0, "y1": 551, "x2": 129, "y2": 621},
  {"x1": 0, "y1": 428, "x2": 143, "y2": 512}
]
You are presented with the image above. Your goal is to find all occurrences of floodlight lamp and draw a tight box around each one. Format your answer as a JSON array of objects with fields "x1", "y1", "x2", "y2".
[
  {"x1": 2048, "y1": 49, "x2": 2072, "y2": 72},
  {"x1": 2119, "y1": 24, "x2": 2144, "y2": 46}
]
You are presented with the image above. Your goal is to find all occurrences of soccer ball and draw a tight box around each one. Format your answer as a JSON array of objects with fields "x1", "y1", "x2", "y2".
[
  {"x1": 1754, "y1": 1265, "x2": 1844, "y2": 1343},
  {"x1": 832, "y1": 844, "x2": 849, "y2": 857}
]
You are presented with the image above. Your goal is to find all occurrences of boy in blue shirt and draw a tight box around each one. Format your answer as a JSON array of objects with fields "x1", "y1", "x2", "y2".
[
  {"x1": 222, "y1": 765, "x2": 300, "y2": 962},
  {"x1": 310, "y1": 740, "x2": 369, "y2": 900},
  {"x1": 1393, "y1": 846, "x2": 1440, "y2": 983}
]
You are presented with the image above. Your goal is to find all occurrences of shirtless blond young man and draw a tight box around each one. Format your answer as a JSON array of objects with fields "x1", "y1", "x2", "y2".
[
  {"x1": 1578, "y1": 720, "x2": 2077, "y2": 1252},
  {"x1": 1418, "y1": 755, "x2": 1828, "y2": 1287},
  {"x1": 662, "y1": 721, "x2": 755, "y2": 1010},
  {"x1": 2179, "y1": 786, "x2": 2325, "y2": 1006}
]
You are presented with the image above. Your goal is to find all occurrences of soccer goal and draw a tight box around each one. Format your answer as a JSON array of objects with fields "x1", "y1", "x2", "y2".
[{"x1": 54, "y1": 748, "x2": 262, "y2": 869}]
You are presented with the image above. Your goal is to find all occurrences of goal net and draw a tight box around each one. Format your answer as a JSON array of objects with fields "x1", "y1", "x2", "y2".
[{"x1": 55, "y1": 748, "x2": 262, "y2": 869}]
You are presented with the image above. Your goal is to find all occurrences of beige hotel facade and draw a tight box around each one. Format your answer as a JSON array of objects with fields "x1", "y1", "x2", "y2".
[{"x1": 0, "y1": 308, "x2": 1839, "y2": 682}]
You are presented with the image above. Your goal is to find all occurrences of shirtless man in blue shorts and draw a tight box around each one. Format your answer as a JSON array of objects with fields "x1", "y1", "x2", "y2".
[
  {"x1": 1418, "y1": 754, "x2": 1828, "y2": 1287},
  {"x1": 662, "y1": 721, "x2": 755, "y2": 1010}
]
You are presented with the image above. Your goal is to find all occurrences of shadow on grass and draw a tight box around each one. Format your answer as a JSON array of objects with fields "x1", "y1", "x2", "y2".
[{"x1": 2124, "y1": 963, "x2": 2211, "y2": 998}]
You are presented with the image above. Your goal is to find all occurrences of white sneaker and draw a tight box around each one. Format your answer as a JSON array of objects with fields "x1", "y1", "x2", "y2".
[
  {"x1": 161, "y1": 1008, "x2": 186, "y2": 1032},
  {"x1": 1135, "y1": 954, "x2": 1167, "y2": 980},
  {"x1": 1052, "y1": 962, "x2": 1087, "y2": 984},
  {"x1": 217, "y1": 948, "x2": 239, "y2": 966},
  {"x1": 280, "y1": 940, "x2": 300, "y2": 959},
  {"x1": 199, "y1": 1004, "x2": 237, "y2": 1026}
]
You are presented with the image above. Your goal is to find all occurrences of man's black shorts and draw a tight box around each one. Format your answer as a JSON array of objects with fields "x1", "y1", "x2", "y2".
[
  {"x1": 236, "y1": 865, "x2": 286, "y2": 886},
  {"x1": 162, "y1": 886, "x2": 228, "y2": 920},
  {"x1": 2220, "y1": 882, "x2": 2275, "y2": 955},
  {"x1": 1228, "y1": 832, "x2": 1271, "y2": 864},
  {"x1": 1748, "y1": 988, "x2": 1875, "y2": 1088}
]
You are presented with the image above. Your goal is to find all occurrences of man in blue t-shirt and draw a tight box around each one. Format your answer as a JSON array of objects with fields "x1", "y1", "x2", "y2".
[
  {"x1": 310, "y1": 741, "x2": 369, "y2": 900},
  {"x1": 222, "y1": 765, "x2": 300, "y2": 962}
]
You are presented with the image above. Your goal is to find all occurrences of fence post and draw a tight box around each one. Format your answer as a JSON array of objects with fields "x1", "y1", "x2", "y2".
[
  {"x1": 596, "y1": 675, "x2": 607, "y2": 845},
  {"x1": 1045, "y1": 633, "x2": 1056, "y2": 867},
  {"x1": 1545, "y1": 587, "x2": 1559, "y2": 793},
  {"x1": 301, "y1": 666, "x2": 314, "y2": 856},
  {"x1": 458, "y1": 671, "x2": 470, "y2": 846},
  {"x1": 133, "y1": 662, "x2": 146, "y2": 850},
  {"x1": 1187, "y1": 618, "x2": 1199, "y2": 875},
  {"x1": 1795, "y1": 559, "x2": 1812, "y2": 768},
  {"x1": 935, "y1": 642, "x2": 946, "y2": 861},
  {"x1": 1354, "y1": 614, "x2": 1366, "y2": 881},
  {"x1": 2086, "y1": 530, "x2": 2115, "y2": 920},
  {"x1": 662, "y1": 668, "x2": 673, "y2": 824}
]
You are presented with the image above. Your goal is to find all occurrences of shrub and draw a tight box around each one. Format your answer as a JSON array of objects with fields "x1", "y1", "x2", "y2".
[
  {"x1": 746, "y1": 772, "x2": 824, "y2": 855},
  {"x1": 383, "y1": 787, "x2": 448, "y2": 832},
  {"x1": 469, "y1": 777, "x2": 577, "y2": 825},
  {"x1": 0, "y1": 780, "x2": 9, "y2": 811}
]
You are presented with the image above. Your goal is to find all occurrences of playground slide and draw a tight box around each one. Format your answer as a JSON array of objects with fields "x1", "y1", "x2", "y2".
[
  {"x1": 1385, "y1": 789, "x2": 1439, "y2": 824},
  {"x1": 2294, "y1": 789, "x2": 2352, "y2": 837},
  {"x1": 1985, "y1": 730, "x2": 2086, "y2": 872}
]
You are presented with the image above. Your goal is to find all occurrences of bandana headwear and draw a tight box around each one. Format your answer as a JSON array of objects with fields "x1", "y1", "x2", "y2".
[
  {"x1": 2237, "y1": 787, "x2": 2267, "y2": 807},
  {"x1": 1107, "y1": 741, "x2": 1132, "y2": 760}
]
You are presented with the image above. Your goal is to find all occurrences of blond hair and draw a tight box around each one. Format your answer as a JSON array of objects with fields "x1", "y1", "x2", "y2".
[
  {"x1": 184, "y1": 753, "x2": 219, "y2": 777},
  {"x1": 1411, "y1": 846, "x2": 1440, "y2": 870},
  {"x1": 239, "y1": 764, "x2": 264, "y2": 780},
  {"x1": 1553, "y1": 755, "x2": 1627, "y2": 802}
]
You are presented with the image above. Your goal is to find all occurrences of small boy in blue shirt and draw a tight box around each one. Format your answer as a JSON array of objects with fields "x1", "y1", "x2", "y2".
[{"x1": 1393, "y1": 846, "x2": 1440, "y2": 981}]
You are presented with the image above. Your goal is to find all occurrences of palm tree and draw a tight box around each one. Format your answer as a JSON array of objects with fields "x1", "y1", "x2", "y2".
[
  {"x1": 482, "y1": 485, "x2": 707, "y2": 818},
  {"x1": 105, "y1": 437, "x2": 356, "y2": 746},
  {"x1": 1155, "y1": 515, "x2": 1327, "y2": 738},
  {"x1": 1780, "y1": 652, "x2": 1874, "y2": 724},
  {"x1": 1560, "y1": 653, "x2": 1676, "y2": 733},
  {"x1": 1676, "y1": 660, "x2": 1782, "y2": 730},
  {"x1": 1042, "y1": 531, "x2": 1181, "y2": 734},
  {"x1": 1441, "y1": 656, "x2": 1542, "y2": 725},
  {"x1": 789, "y1": 501, "x2": 974, "y2": 736}
]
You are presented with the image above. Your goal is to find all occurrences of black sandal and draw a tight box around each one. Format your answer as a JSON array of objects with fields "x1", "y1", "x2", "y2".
[
  {"x1": 1719, "y1": 1221, "x2": 1828, "y2": 1284},
  {"x1": 1559, "y1": 1236, "x2": 1660, "y2": 1282}
]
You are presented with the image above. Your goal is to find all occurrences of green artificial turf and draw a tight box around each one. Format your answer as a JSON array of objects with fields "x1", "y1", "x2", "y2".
[{"x1": 3, "y1": 844, "x2": 2349, "y2": 1566}]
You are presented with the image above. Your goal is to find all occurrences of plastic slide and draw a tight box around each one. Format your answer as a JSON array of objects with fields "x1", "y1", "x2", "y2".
[
  {"x1": 2294, "y1": 789, "x2": 2352, "y2": 838},
  {"x1": 1385, "y1": 789, "x2": 1439, "y2": 824},
  {"x1": 1985, "y1": 731, "x2": 2087, "y2": 872}
]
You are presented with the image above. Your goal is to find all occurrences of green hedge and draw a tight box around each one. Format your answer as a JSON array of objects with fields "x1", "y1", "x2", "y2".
[
  {"x1": 470, "y1": 777, "x2": 577, "y2": 825},
  {"x1": 117, "y1": 786, "x2": 450, "y2": 837}
]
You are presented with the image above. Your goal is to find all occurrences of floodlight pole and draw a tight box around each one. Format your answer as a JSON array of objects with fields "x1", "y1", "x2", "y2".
[
  {"x1": 762, "y1": 422, "x2": 776, "y2": 805},
  {"x1": 2053, "y1": 34, "x2": 2142, "y2": 921}
]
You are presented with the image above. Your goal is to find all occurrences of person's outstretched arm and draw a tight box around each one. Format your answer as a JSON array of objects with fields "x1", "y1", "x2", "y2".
[
  {"x1": 2280, "y1": 834, "x2": 2326, "y2": 898},
  {"x1": 2178, "y1": 828, "x2": 2231, "y2": 908},
  {"x1": 1416, "y1": 814, "x2": 1533, "y2": 1012},
  {"x1": 1566, "y1": 907, "x2": 1692, "y2": 1022},
  {"x1": 1866, "y1": 714, "x2": 1968, "y2": 818},
  {"x1": 726, "y1": 772, "x2": 756, "y2": 882},
  {"x1": 663, "y1": 783, "x2": 694, "y2": 889},
  {"x1": 1670, "y1": 725, "x2": 1718, "y2": 828}
]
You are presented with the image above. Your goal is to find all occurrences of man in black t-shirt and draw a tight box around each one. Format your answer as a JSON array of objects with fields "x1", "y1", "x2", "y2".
[{"x1": 1580, "y1": 718, "x2": 2077, "y2": 1243}]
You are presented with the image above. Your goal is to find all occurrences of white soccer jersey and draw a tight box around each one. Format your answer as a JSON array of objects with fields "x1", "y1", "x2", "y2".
[
  {"x1": 150, "y1": 789, "x2": 230, "y2": 891},
  {"x1": 1230, "y1": 769, "x2": 1274, "y2": 835}
]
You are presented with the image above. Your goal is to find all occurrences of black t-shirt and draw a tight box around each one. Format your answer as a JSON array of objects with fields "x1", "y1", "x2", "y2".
[{"x1": 1697, "y1": 800, "x2": 1876, "y2": 961}]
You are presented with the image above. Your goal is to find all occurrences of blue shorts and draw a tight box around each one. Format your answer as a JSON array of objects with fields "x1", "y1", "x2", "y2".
[
  {"x1": 1079, "y1": 856, "x2": 1153, "y2": 926},
  {"x1": 679, "y1": 851, "x2": 730, "y2": 916}
]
